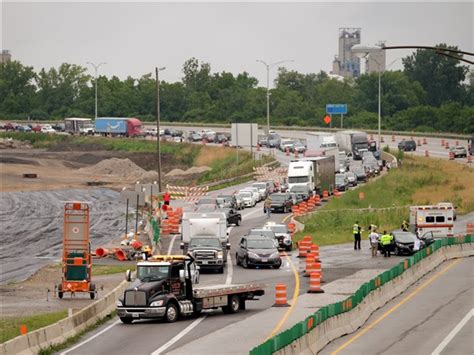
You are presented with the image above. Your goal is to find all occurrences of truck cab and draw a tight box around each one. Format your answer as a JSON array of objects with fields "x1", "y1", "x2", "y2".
[{"x1": 117, "y1": 255, "x2": 265, "y2": 324}]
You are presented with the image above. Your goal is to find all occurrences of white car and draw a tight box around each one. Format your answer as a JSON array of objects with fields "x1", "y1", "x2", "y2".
[
  {"x1": 252, "y1": 182, "x2": 268, "y2": 200},
  {"x1": 263, "y1": 222, "x2": 293, "y2": 251},
  {"x1": 41, "y1": 126, "x2": 56, "y2": 134},
  {"x1": 241, "y1": 187, "x2": 261, "y2": 202},
  {"x1": 238, "y1": 190, "x2": 257, "y2": 208}
]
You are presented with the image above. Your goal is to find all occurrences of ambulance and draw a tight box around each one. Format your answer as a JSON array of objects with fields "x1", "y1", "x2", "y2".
[{"x1": 409, "y1": 204, "x2": 455, "y2": 238}]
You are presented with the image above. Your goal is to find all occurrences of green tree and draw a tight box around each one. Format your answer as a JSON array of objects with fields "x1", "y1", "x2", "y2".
[
  {"x1": 403, "y1": 44, "x2": 469, "y2": 106},
  {"x1": 0, "y1": 61, "x2": 37, "y2": 117}
]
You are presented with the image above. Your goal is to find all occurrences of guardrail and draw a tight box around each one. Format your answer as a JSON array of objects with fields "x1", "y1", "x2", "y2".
[{"x1": 249, "y1": 235, "x2": 473, "y2": 355}]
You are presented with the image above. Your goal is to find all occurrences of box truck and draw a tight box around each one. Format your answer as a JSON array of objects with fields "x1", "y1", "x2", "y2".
[
  {"x1": 95, "y1": 117, "x2": 144, "y2": 136},
  {"x1": 335, "y1": 130, "x2": 368, "y2": 160},
  {"x1": 288, "y1": 156, "x2": 335, "y2": 196}
]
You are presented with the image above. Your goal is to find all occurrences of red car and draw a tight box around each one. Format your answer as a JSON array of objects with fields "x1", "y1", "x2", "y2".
[
  {"x1": 4, "y1": 122, "x2": 17, "y2": 131},
  {"x1": 31, "y1": 125, "x2": 42, "y2": 133}
]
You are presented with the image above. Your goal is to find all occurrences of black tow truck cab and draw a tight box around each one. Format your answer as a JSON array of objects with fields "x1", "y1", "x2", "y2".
[{"x1": 116, "y1": 255, "x2": 265, "y2": 324}]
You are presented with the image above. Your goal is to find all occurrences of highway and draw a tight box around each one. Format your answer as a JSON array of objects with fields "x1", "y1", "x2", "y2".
[{"x1": 321, "y1": 257, "x2": 474, "y2": 355}]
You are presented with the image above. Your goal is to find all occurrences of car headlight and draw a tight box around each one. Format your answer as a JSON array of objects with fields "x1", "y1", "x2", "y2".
[
  {"x1": 150, "y1": 300, "x2": 164, "y2": 307},
  {"x1": 116, "y1": 300, "x2": 123, "y2": 307},
  {"x1": 270, "y1": 252, "x2": 280, "y2": 259},
  {"x1": 217, "y1": 251, "x2": 223, "y2": 259},
  {"x1": 248, "y1": 252, "x2": 259, "y2": 259},
  {"x1": 396, "y1": 243, "x2": 407, "y2": 248}
]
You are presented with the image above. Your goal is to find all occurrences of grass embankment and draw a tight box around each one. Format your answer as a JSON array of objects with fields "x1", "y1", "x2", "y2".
[
  {"x1": 0, "y1": 310, "x2": 68, "y2": 343},
  {"x1": 294, "y1": 155, "x2": 474, "y2": 246},
  {"x1": 0, "y1": 132, "x2": 275, "y2": 184}
]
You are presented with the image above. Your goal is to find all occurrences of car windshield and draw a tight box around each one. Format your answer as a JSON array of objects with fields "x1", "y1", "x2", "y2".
[
  {"x1": 137, "y1": 265, "x2": 169, "y2": 281},
  {"x1": 253, "y1": 183, "x2": 266, "y2": 189},
  {"x1": 271, "y1": 194, "x2": 286, "y2": 201},
  {"x1": 197, "y1": 198, "x2": 216, "y2": 205},
  {"x1": 249, "y1": 230, "x2": 274, "y2": 238},
  {"x1": 217, "y1": 195, "x2": 232, "y2": 202},
  {"x1": 190, "y1": 238, "x2": 221, "y2": 248},
  {"x1": 270, "y1": 226, "x2": 288, "y2": 234},
  {"x1": 347, "y1": 172, "x2": 355, "y2": 179},
  {"x1": 394, "y1": 232, "x2": 416, "y2": 243},
  {"x1": 288, "y1": 176, "x2": 309, "y2": 183},
  {"x1": 239, "y1": 192, "x2": 251, "y2": 198},
  {"x1": 247, "y1": 239, "x2": 276, "y2": 249}
]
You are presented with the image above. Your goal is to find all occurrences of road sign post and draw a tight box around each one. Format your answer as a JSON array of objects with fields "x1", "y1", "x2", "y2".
[{"x1": 326, "y1": 104, "x2": 348, "y2": 129}]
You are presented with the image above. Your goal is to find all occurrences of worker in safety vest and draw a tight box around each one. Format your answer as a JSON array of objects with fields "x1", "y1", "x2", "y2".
[
  {"x1": 401, "y1": 220, "x2": 409, "y2": 232},
  {"x1": 353, "y1": 222, "x2": 362, "y2": 250},
  {"x1": 380, "y1": 231, "x2": 394, "y2": 257},
  {"x1": 163, "y1": 192, "x2": 171, "y2": 206}
]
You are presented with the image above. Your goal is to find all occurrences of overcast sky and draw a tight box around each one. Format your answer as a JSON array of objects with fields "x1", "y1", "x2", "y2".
[{"x1": 2, "y1": 1, "x2": 472, "y2": 86}]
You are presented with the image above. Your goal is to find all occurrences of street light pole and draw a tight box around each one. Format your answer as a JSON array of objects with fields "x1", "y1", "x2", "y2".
[
  {"x1": 257, "y1": 59, "x2": 294, "y2": 134},
  {"x1": 155, "y1": 66, "x2": 166, "y2": 193},
  {"x1": 86, "y1": 62, "x2": 106, "y2": 119}
]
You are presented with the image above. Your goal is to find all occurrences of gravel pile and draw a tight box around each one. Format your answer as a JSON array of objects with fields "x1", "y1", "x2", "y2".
[
  {"x1": 0, "y1": 138, "x2": 32, "y2": 149},
  {"x1": 79, "y1": 158, "x2": 157, "y2": 181},
  {"x1": 165, "y1": 166, "x2": 211, "y2": 177}
]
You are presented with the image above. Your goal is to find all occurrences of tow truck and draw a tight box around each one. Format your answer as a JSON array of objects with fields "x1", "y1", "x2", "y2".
[{"x1": 116, "y1": 255, "x2": 265, "y2": 323}]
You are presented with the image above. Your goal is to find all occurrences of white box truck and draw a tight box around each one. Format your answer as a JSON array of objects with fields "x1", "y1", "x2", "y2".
[
  {"x1": 288, "y1": 156, "x2": 335, "y2": 196},
  {"x1": 181, "y1": 212, "x2": 229, "y2": 273},
  {"x1": 306, "y1": 132, "x2": 337, "y2": 150},
  {"x1": 335, "y1": 130, "x2": 368, "y2": 160}
]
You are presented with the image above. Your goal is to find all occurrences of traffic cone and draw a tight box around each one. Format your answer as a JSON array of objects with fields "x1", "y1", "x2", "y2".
[
  {"x1": 391, "y1": 135, "x2": 395, "y2": 142},
  {"x1": 425, "y1": 150, "x2": 429, "y2": 157},
  {"x1": 423, "y1": 137, "x2": 427, "y2": 145},
  {"x1": 285, "y1": 147, "x2": 290, "y2": 156},
  {"x1": 307, "y1": 272, "x2": 324, "y2": 293},
  {"x1": 445, "y1": 141, "x2": 449, "y2": 149}
]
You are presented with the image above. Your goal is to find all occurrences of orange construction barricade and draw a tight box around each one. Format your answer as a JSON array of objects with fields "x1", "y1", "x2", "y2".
[
  {"x1": 308, "y1": 272, "x2": 324, "y2": 293},
  {"x1": 273, "y1": 283, "x2": 290, "y2": 307}
]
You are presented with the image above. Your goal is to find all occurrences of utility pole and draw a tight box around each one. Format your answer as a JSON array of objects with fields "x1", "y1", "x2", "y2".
[
  {"x1": 86, "y1": 62, "x2": 106, "y2": 119},
  {"x1": 155, "y1": 66, "x2": 166, "y2": 193},
  {"x1": 256, "y1": 59, "x2": 294, "y2": 134}
]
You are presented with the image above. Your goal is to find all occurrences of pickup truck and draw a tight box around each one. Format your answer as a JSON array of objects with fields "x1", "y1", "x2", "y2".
[{"x1": 117, "y1": 255, "x2": 265, "y2": 323}]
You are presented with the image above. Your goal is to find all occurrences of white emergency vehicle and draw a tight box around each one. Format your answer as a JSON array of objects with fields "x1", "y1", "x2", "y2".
[{"x1": 409, "y1": 205, "x2": 455, "y2": 238}]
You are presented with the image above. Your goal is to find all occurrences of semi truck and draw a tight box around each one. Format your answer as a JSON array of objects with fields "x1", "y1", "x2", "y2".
[
  {"x1": 180, "y1": 212, "x2": 229, "y2": 273},
  {"x1": 64, "y1": 118, "x2": 94, "y2": 134},
  {"x1": 306, "y1": 132, "x2": 337, "y2": 150},
  {"x1": 335, "y1": 130, "x2": 369, "y2": 160},
  {"x1": 117, "y1": 255, "x2": 265, "y2": 323},
  {"x1": 95, "y1": 117, "x2": 144, "y2": 136},
  {"x1": 287, "y1": 156, "x2": 335, "y2": 196}
]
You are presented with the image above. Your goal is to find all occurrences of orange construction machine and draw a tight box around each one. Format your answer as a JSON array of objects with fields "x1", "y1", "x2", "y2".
[{"x1": 56, "y1": 202, "x2": 96, "y2": 299}]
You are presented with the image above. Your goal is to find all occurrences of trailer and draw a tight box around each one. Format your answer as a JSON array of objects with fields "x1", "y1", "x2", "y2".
[
  {"x1": 288, "y1": 156, "x2": 335, "y2": 196},
  {"x1": 304, "y1": 147, "x2": 340, "y2": 173},
  {"x1": 306, "y1": 132, "x2": 337, "y2": 150},
  {"x1": 335, "y1": 130, "x2": 368, "y2": 160},
  {"x1": 95, "y1": 117, "x2": 144, "y2": 136},
  {"x1": 117, "y1": 255, "x2": 265, "y2": 323},
  {"x1": 55, "y1": 202, "x2": 96, "y2": 299}
]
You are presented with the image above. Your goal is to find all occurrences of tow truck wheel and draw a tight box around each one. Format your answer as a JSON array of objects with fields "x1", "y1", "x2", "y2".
[
  {"x1": 89, "y1": 284, "x2": 96, "y2": 300},
  {"x1": 120, "y1": 317, "x2": 133, "y2": 324},
  {"x1": 222, "y1": 295, "x2": 240, "y2": 314},
  {"x1": 165, "y1": 303, "x2": 179, "y2": 323},
  {"x1": 242, "y1": 257, "x2": 249, "y2": 269},
  {"x1": 57, "y1": 284, "x2": 63, "y2": 299}
]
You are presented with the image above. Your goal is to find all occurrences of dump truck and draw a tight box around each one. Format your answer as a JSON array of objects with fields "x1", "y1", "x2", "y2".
[
  {"x1": 180, "y1": 212, "x2": 229, "y2": 273},
  {"x1": 56, "y1": 202, "x2": 96, "y2": 299},
  {"x1": 288, "y1": 156, "x2": 335, "y2": 196},
  {"x1": 116, "y1": 255, "x2": 265, "y2": 323}
]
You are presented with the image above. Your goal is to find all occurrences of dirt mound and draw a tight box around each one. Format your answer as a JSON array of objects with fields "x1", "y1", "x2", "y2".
[
  {"x1": 79, "y1": 158, "x2": 156, "y2": 181},
  {"x1": 166, "y1": 168, "x2": 187, "y2": 177},
  {"x1": 0, "y1": 138, "x2": 32, "y2": 149},
  {"x1": 165, "y1": 166, "x2": 211, "y2": 177}
]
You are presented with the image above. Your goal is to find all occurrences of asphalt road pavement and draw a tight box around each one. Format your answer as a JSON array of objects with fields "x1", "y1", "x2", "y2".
[{"x1": 321, "y1": 257, "x2": 474, "y2": 355}]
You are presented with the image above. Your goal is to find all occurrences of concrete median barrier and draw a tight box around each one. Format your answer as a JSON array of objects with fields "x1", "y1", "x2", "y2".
[
  {"x1": 0, "y1": 280, "x2": 128, "y2": 355},
  {"x1": 251, "y1": 239, "x2": 473, "y2": 355}
]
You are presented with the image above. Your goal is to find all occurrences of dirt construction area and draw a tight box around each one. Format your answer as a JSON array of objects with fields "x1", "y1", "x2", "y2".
[{"x1": 0, "y1": 143, "x2": 173, "y2": 318}]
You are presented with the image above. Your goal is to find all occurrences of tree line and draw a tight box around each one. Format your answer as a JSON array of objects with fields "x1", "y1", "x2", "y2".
[{"x1": 1, "y1": 44, "x2": 472, "y2": 134}]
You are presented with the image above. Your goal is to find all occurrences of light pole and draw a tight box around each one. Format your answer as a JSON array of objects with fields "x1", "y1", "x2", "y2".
[
  {"x1": 256, "y1": 59, "x2": 294, "y2": 134},
  {"x1": 86, "y1": 62, "x2": 106, "y2": 119},
  {"x1": 155, "y1": 66, "x2": 166, "y2": 193}
]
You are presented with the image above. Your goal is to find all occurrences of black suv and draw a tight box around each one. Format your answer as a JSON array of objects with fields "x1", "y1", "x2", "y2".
[
  {"x1": 222, "y1": 208, "x2": 242, "y2": 226},
  {"x1": 235, "y1": 236, "x2": 281, "y2": 269},
  {"x1": 398, "y1": 140, "x2": 416, "y2": 151},
  {"x1": 269, "y1": 193, "x2": 293, "y2": 213}
]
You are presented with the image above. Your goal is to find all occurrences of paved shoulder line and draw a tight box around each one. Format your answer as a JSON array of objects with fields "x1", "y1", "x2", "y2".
[
  {"x1": 266, "y1": 251, "x2": 300, "y2": 339},
  {"x1": 431, "y1": 308, "x2": 474, "y2": 355},
  {"x1": 60, "y1": 319, "x2": 121, "y2": 355},
  {"x1": 150, "y1": 315, "x2": 208, "y2": 355},
  {"x1": 331, "y1": 258, "x2": 462, "y2": 355}
]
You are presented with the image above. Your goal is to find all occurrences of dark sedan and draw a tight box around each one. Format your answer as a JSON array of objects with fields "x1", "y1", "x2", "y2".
[
  {"x1": 398, "y1": 140, "x2": 417, "y2": 152},
  {"x1": 236, "y1": 236, "x2": 281, "y2": 269},
  {"x1": 381, "y1": 230, "x2": 429, "y2": 256},
  {"x1": 269, "y1": 193, "x2": 293, "y2": 213}
]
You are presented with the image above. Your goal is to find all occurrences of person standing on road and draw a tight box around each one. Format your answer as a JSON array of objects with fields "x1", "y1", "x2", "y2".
[
  {"x1": 353, "y1": 221, "x2": 362, "y2": 250},
  {"x1": 264, "y1": 196, "x2": 272, "y2": 218},
  {"x1": 369, "y1": 229, "x2": 380, "y2": 257},
  {"x1": 380, "y1": 231, "x2": 394, "y2": 257}
]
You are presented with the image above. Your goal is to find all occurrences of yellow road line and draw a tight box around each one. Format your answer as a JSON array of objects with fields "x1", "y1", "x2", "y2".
[
  {"x1": 266, "y1": 251, "x2": 300, "y2": 339},
  {"x1": 282, "y1": 213, "x2": 293, "y2": 223},
  {"x1": 331, "y1": 258, "x2": 463, "y2": 355}
]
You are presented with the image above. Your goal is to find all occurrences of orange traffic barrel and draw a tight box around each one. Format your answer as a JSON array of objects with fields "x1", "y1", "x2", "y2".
[
  {"x1": 288, "y1": 223, "x2": 296, "y2": 233},
  {"x1": 298, "y1": 240, "x2": 311, "y2": 258},
  {"x1": 310, "y1": 244, "x2": 320, "y2": 262},
  {"x1": 314, "y1": 262, "x2": 324, "y2": 282},
  {"x1": 315, "y1": 195, "x2": 321, "y2": 206},
  {"x1": 456, "y1": 140, "x2": 459, "y2": 146},
  {"x1": 273, "y1": 283, "x2": 290, "y2": 307},
  {"x1": 441, "y1": 139, "x2": 445, "y2": 146},
  {"x1": 391, "y1": 135, "x2": 395, "y2": 142},
  {"x1": 322, "y1": 191, "x2": 329, "y2": 201},
  {"x1": 308, "y1": 272, "x2": 324, "y2": 293},
  {"x1": 20, "y1": 324, "x2": 27, "y2": 335},
  {"x1": 294, "y1": 150, "x2": 299, "y2": 158},
  {"x1": 445, "y1": 141, "x2": 449, "y2": 149},
  {"x1": 423, "y1": 137, "x2": 427, "y2": 145},
  {"x1": 425, "y1": 150, "x2": 430, "y2": 157},
  {"x1": 359, "y1": 192, "x2": 365, "y2": 200},
  {"x1": 467, "y1": 155, "x2": 473, "y2": 164},
  {"x1": 449, "y1": 151, "x2": 455, "y2": 160},
  {"x1": 285, "y1": 147, "x2": 290, "y2": 156},
  {"x1": 115, "y1": 249, "x2": 128, "y2": 261},
  {"x1": 417, "y1": 139, "x2": 422, "y2": 147},
  {"x1": 467, "y1": 223, "x2": 474, "y2": 234},
  {"x1": 304, "y1": 255, "x2": 316, "y2": 277},
  {"x1": 380, "y1": 136, "x2": 385, "y2": 143},
  {"x1": 95, "y1": 247, "x2": 111, "y2": 258}
]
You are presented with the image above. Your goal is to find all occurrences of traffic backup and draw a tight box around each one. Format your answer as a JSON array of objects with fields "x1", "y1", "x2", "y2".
[{"x1": 117, "y1": 255, "x2": 265, "y2": 323}]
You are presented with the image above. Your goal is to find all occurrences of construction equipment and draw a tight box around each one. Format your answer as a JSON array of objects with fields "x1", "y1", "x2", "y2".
[{"x1": 56, "y1": 202, "x2": 96, "y2": 299}]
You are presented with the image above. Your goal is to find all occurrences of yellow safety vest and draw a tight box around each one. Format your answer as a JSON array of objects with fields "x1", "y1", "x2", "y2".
[
  {"x1": 353, "y1": 224, "x2": 360, "y2": 235},
  {"x1": 380, "y1": 234, "x2": 393, "y2": 246}
]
